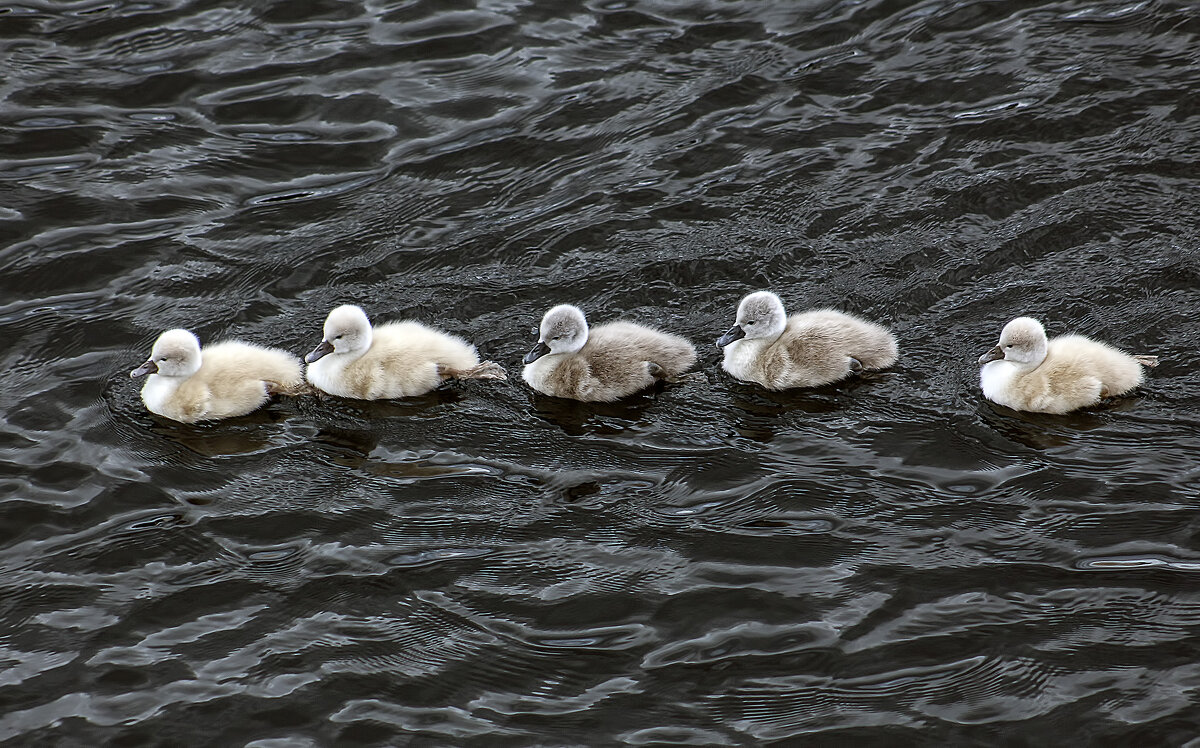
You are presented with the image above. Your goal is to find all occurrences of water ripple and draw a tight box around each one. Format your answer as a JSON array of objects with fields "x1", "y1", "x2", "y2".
[{"x1": 2, "y1": 0, "x2": 1199, "y2": 744}]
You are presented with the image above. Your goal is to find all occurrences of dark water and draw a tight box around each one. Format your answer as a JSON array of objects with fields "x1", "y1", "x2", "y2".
[{"x1": 3, "y1": 0, "x2": 1200, "y2": 743}]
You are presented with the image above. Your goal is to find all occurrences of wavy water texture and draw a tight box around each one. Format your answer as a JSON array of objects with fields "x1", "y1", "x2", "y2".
[{"x1": 2, "y1": 0, "x2": 1200, "y2": 744}]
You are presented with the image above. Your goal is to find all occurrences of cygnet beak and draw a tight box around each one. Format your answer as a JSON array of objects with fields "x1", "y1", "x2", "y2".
[
  {"x1": 978, "y1": 345, "x2": 1005, "y2": 364},
  {"x1": 130, "y1": 359, "x2": 157, "y2": 378},
  {"x1": 716, "y1": 325, "x2": 745, "y2": 348},
  {"x1": 305, "y1": 340, "x2": 335, "y2": 364},
  {"x1": 523, "y1": 341, "x2": 551, "y2": 364}
]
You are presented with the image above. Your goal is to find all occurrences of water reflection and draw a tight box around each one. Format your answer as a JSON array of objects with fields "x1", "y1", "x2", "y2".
[{"x1": 525, "y1": 388, "x2": 663, "y2": 436}]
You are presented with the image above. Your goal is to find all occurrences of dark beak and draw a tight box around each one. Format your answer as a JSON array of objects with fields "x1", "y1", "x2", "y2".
[
  {"x1": 716, "y1": 325, "x2": 745, "y2": 348},
  {"x1": 130, "y1": 360, "x2": 157, "y2": 378},
  {"x1": 523, "y1": 341, "x2": 551, "y2": 364},
  {"x1": 978, "y1": 346, "x2": 1005, "y2": 365},
  {"x1": 305, "y1": 340, "x2": 335, "y2": 364}
]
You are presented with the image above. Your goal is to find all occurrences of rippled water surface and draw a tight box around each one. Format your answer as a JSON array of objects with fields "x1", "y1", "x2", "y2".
[{"x1": 3, "y1": 0, "x2": 1200, "y2": 743}]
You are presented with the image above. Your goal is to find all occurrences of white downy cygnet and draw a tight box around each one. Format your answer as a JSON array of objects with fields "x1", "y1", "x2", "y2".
[
  {"x1": 304, "y1": 304, "x2": 506, "y2": 399},
  {"x1": 130, "y1": 329, "x2": 306, "y2": 423},
  {"x1": 717, "y1": 291, "x2": 898, "y2": 390},
  {"x1": 522, "y1": 304, "x2": 697, "y2": 402},
  {"x1": 978, "y1": 316, "x2": 1158, "y2": 414}
]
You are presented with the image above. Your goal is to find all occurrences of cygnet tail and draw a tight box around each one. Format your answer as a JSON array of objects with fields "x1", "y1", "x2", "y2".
[
  {"x1": 444, "y1": 361, "x2": 508, "y2": 381},
  {"x1": 268, "y1": 379, "x2": 316, "y2": 396},
  {"x1": 1133, "y1": 355, "x2": 1159, "y2": 368}
]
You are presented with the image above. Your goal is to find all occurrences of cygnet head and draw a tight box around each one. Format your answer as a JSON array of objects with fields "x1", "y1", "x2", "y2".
[
  {"x1": 131, "y1": 329, "x2": 202, "y2": 378},
  {"x1": 306, "y1": 304, "x2": 372, "y2": 363},
  {"x1": 978, "y1": 316, "x2": 1048, "y2": 366},
  {"x1": 717, "y1": 291, "x2": 787, "y2": 347},
  {"x1": 524, "y1": 304, "x2": 588, "y2": 364}
]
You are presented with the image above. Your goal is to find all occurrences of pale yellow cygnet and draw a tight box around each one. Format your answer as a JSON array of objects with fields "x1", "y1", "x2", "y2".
[
  {"x1": 978, "y1": 316, "x2": 1157, "y2": 414},
  {"x1": 304, "y1": 304, "x2": 505, "y2": 399},
  {"x1": 717, "y1": 291, "x2": 898, "y2": 390},
  {"x1": 130, "y1": 329, "x2": 306, "y2": 423},
  {"x1": 521, "y1": 304, "x2": 697, "y2": 402}
]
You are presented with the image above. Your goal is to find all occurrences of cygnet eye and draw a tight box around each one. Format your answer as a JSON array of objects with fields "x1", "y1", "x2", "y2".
[
  {"x1": 1005, "y1": 344, "x2": 1013, "y2": 348},
  {"x1": 335, "y1": 335, "x2": 343, "y2": 340}
]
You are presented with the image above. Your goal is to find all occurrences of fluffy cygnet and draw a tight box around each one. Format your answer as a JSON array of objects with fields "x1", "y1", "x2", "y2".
[
  {"x1": 978, "y1": 316, "x2": 1158, "y2": 414},
  {"x1": 717, "y1": 291, "x2": 898, "y2": 390},
  {"x1": 304, "y1": 304, "x2": 506, "y2": 399},
  {"x1": 130, "y1": 329, "x2": 306, "y2": 423},
  {"x1": 522, "y1": 304, "x2": 697, "y2": 402}
]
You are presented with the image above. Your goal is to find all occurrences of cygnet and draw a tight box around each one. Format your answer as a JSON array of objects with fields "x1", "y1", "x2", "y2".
[
  {"x1": 978, "y1": 316, "x2": 1158, "y2": 414},
  {"x1": 130, "y1": 329, "x2": 306, "y2": 423},
  {"x1": 716, "y1": 291, "x2": 898, "y2": 390},
  {"x1": 522, "y1": 304, "x2": 697, "y2": 402},
  {"x1": 304, "y1": 304, "x2": 506, "y2": 399}
]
